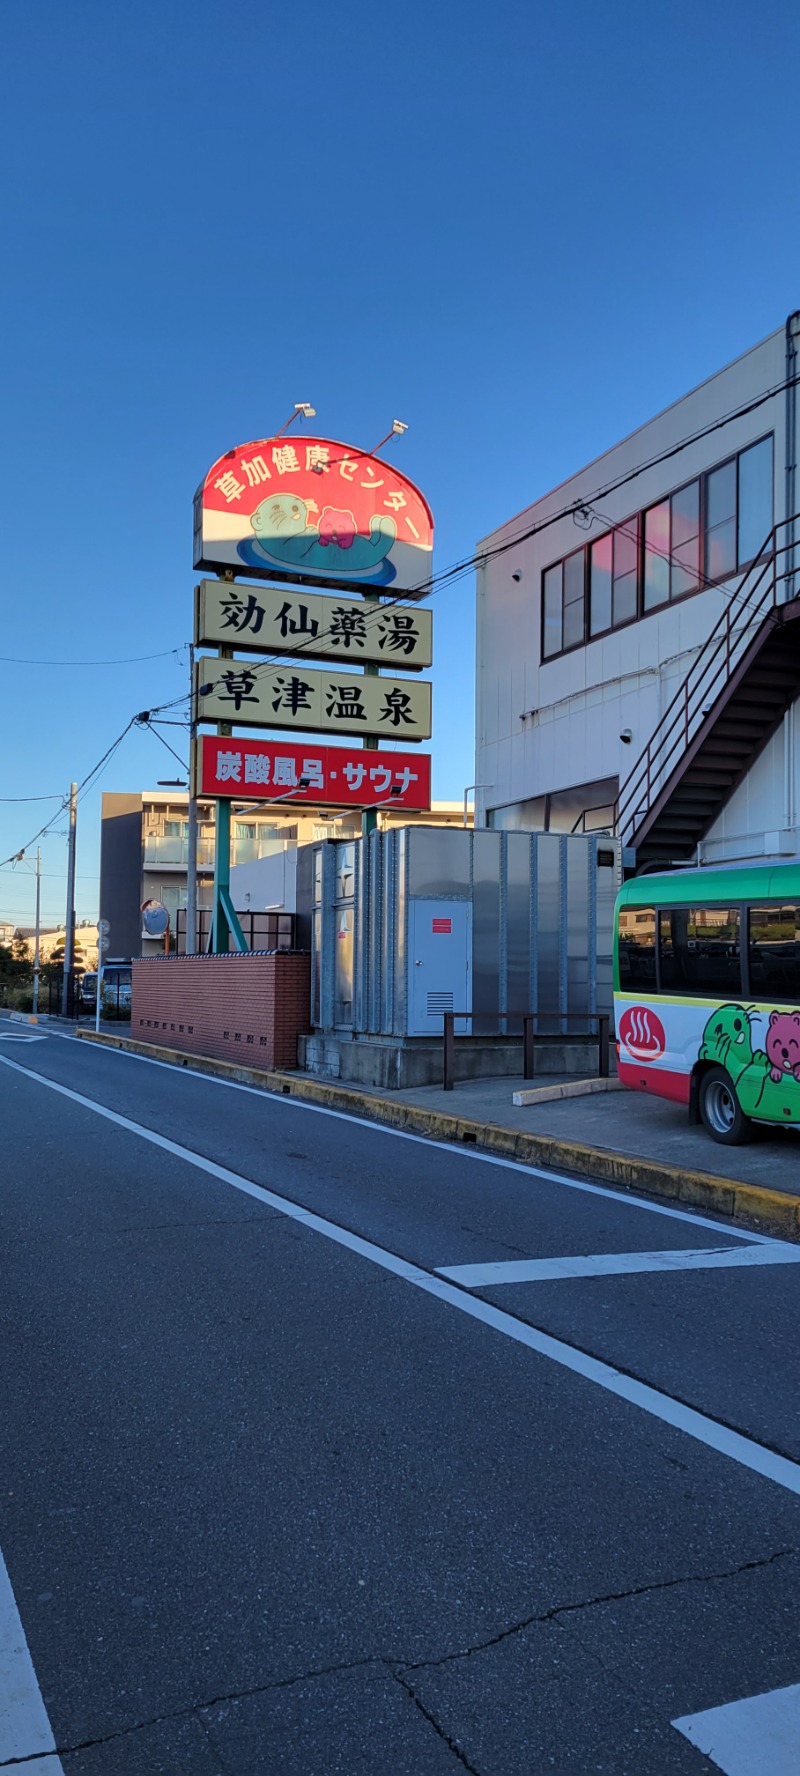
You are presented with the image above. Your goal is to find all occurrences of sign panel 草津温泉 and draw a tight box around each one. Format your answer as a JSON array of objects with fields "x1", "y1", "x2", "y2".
[
  {"x1": 193, "y1": 438, "x2": 433, "y2": 594},
  {"x1": 195, "y1": 579, "x2": 432, "y2": 669},
  {"x1": 194, "y1": 659, "x2": 432, "y2": 741},
  {"x1": 196, "y1": 736, "x2": 432, "y2": 809}
]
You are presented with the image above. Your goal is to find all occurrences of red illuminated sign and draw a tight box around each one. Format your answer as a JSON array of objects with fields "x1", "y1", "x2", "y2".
[
  {"x1": 194, "y1": 436, "x2": 433, "y2": 595},
  {"x1": 196, "y1": 736, "x2": 431, "y2": 811},
  {"x1": 431, "y1": 917, "x2": 452, "y2": 934}
]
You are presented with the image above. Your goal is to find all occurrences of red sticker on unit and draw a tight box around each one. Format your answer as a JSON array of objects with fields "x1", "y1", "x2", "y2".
[
  {"x1": 432, "y1": 917, "x2": 452, "y2": 934},
  {"x1": 618, "y1": 1005, "x2": 666, "y2": 1060}
]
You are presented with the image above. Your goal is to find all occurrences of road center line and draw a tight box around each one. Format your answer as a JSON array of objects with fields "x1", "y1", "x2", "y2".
[
  {"x1": 0, "y1": 1545, "x2": 63, "y2": 1773},
  {"x1": 2, "y1": 1048, "x2": 800, "y2": 1498},
  {"x1": 438, "y1": 1245, "x2": 800, "y2": 1287},
  {"x1": 34, "y1": 1032, "x2": 785, "y2": 1247}
]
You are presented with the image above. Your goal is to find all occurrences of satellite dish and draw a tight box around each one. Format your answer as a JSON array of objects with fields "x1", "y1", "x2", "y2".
[{"x1": 141, "y1": 899, "x2": 170, "y2": 938}]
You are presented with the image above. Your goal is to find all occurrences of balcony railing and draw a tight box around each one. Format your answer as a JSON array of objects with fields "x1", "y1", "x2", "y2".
[
  {"x1": 144, "y1": 836, "x2": 216, "y2": 868},
  {"x1": 144, "y1": 834, "x2": 287, "y2": 870}
]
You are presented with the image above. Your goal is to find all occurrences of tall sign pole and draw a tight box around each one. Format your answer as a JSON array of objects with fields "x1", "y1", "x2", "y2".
[
  {"x1": 61, "y1": 781, "x2": 77, "y2": 1017},
  {"x1": 209, "y1": 608, "x2": 246, "y2": 954},
  {"x1": 185, "y1": 640, "x2": 198, "y2": 954},
  {"x1": 361, "y1": 589, "x2": 380, "y2": 838},
  {"x1": 32, "y1": 847, "x2": 41, "y2": 1017}
]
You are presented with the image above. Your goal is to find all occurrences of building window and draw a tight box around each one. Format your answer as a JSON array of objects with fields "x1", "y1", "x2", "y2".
[
  {"x1": 589, "y1": 520, "x2": 638, "y2": 635},
  {"x1": 737, "y1": 437, "x2": 773, "y2": 566},
  {"x1": 543, "y1": 562, "x2": 563, "y2": 658},
  {"x1": 643, "y1": 481, "x2": 700, "y2": 612},
  {"x1": 541, "y1": 435, "x2": 773, "y2": 661},
  {"x1": 704, "y1": 459, "x2": 737, "y2": 581}
]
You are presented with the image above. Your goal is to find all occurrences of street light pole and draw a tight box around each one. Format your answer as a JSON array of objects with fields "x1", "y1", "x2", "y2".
[
  {"x1": 32, "y1": 846, "x2": 41, "y2": 1016},
  {"x1": 61, "y1": 781, "x2": 77, "y2": 1017}
]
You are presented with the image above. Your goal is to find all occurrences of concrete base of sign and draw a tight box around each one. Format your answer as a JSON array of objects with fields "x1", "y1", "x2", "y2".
[{"x1": 297, "y1": 1032, "x2": 605, "y2": 1091}]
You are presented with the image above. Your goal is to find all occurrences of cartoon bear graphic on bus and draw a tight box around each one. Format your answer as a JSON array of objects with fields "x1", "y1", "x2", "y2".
[{"x1": 700, "y1": 1004, "x2": 800, "y2": 1121}]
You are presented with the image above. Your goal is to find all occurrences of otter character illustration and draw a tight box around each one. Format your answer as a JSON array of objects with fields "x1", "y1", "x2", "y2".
[
  {"x1": 765, "y1": 1009, "x2": 800, "y2": 1083},
  {"x1": 699, "y1": 1004, "x2": 755, "y2": 1085},
  {"x1": 238, "y1": 493, "x2": 398, "y2": 582},
  {"x1": 700, "y1": 1003, "x2": 800, "y2": 1122}
]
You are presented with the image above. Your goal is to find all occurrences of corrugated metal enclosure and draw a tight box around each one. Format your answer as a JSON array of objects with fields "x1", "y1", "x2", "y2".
[{"x1": 309, "y1": 826, "x2": 621, "y2": 1037}]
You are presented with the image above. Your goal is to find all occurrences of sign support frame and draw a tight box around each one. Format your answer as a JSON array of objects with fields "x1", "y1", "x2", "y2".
[{"x1": 209, "y1": 628, "x2": 247, "y2": 955}]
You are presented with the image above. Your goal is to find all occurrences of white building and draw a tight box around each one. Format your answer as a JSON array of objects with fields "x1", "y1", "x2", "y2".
[{"x1": 476, "y1": 315, "x2": 800, "y2": 869}]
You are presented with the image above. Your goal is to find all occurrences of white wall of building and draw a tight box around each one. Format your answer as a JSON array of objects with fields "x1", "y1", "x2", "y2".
[{"x1": 475, "y1": 320, "x2": 798, "y2": 860}]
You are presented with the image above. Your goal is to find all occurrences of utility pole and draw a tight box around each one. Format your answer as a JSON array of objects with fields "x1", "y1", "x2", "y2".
[
  {"x1": 32, "y1": 847, "x2": 41, "y2": 1016},
  {"x1": 61, "y1": 781, "x2": 77, "y2": 1017},
  {"x1": 185, "y1": 641, "x2": 198, "y2": 954}
]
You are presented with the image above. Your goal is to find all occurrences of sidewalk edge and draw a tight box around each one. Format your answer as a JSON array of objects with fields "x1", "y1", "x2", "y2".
[{"x1": 75, "y1": 1029, "x2": 800, "y2": 1240}]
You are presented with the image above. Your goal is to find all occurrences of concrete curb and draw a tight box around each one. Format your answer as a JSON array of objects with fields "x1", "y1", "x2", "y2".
[
  {"x1": 512, "y1": 1078, "x2": 624, "y2": 1107},
  {"x1": 76, "y1": 1029, "x2": 800, "y2": 1241}
]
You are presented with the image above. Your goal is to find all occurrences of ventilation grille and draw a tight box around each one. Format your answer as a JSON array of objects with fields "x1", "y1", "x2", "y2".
[{"x1": 427, "y1": 991, "x2": 454, "y2": 1016}]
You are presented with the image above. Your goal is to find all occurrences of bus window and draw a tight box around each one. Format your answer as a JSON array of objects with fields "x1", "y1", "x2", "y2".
[
  {"x1": 749, "y1": 904, "x2": 800, "y2": 1001},
  {"x1": 660, "y1": 906, "x2": 741, "y2": 996},
  {"x1": 618, "y1": 907, "x2": 657, "y2": 991}
]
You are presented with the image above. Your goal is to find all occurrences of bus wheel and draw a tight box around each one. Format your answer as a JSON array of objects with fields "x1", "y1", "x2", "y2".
[{"x1": 698, "y1": 1067, "x2": 754, "y2": 1145}]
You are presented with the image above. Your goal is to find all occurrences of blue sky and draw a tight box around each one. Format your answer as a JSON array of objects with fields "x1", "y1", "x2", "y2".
[{"x1": 1, "y1": 0, "x2": 800, "y2": 926}]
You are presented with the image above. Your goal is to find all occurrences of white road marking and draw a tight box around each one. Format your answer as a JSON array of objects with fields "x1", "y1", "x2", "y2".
[
  {"x1": 673, "y1": 1681, "x2": 800, "y2": 1773},
  {"x1": 65, "y1": 1037, "x2": 785, "y2": 1247},
  {"x1": 0, "y1": 1546, "x2": 63, "y2": 1772},
  {"x1": 2, "y1": 1049, "x2": 800, "y2": 1498},
  {"x1": 0, "y1": 1033, "x2": 48, "y2": 1043},
  {"x1": 438, "y1": 1244, "x2": 800, "y2": 1287}
]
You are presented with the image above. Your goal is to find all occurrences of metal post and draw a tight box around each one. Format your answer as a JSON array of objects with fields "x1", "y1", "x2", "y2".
[
  {"x1": 32, "y1": 847, "x2": 41, "y2": 1016},
  {"x1": 598, "y1": 1014, "x2": 610, "y2": 1078},
  {"x1": 61, "y1": 782, "x2": 77, "y2": 1017},
  {"x1": 185, "y1": 640, "x2": 198, "y2": 954},
  {"x1": 362, "y1": 589, "x2": 380, "y2": 838},
  {"x1": 209, "y1": 637, "x2": 246, "y2": 954},
  {"x1": 443, "y1": 1012, "x2": 455, "y2": 1090},
  {"x1": 523, "y1": 1013, "x2": 535, "y2": 1079}
]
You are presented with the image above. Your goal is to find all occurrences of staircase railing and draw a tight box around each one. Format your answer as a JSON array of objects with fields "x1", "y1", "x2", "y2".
[{"x1": 615, "y1": 517, "x2": 800, "y2": 847}]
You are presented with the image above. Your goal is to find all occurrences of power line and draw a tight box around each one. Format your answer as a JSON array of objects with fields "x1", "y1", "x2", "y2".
[
  {"x1": 0, "y1": 794, "x2": 63, "y2": 803},
  {"x1": 0, "y1": 646, "x2": 185, "y2": 667}
]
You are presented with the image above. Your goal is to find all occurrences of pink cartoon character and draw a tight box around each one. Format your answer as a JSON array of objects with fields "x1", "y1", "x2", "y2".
[
  {"x1": 318, "y1": 507, "x2": 357, "y2": 550},
  {"x1": 766, "y1": 1010, "x2": 800, "y2": 1083}
]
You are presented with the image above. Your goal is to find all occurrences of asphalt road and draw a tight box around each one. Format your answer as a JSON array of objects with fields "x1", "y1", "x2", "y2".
[{"x1": 1, "y1": 1019, "x2": 799, "y2": 1774}]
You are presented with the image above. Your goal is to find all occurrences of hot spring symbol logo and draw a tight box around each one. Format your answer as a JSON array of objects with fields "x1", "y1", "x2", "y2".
[{"x1": 618, "y1": 1005, "x2": 666, "y2": 1060}]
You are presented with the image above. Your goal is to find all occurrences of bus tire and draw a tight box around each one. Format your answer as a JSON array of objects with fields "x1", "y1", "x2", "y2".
[{"x1": 698, "y1": 1066, "x2": 754, "y2": 1145}]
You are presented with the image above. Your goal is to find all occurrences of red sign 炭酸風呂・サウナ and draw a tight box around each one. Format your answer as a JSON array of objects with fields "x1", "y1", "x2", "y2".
[{"x1": 197, "y1": 736, "x2": 431, "y2": 810}]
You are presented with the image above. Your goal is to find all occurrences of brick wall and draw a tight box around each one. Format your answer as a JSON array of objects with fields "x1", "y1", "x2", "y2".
[{"x1": 131, "y1": 952, "x2": 311, "y2": 1069}]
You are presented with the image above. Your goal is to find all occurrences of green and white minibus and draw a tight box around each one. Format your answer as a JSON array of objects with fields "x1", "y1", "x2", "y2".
[{"x1": 614, "y1": 862, "x2": 800, "y2": 1144}]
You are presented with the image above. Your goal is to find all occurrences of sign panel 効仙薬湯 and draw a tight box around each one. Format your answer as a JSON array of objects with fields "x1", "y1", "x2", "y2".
[{"x1": 195, "y1": 579, "x2": 432, "y2": 669}]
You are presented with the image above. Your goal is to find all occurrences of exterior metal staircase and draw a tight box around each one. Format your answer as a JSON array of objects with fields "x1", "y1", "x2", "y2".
[{"x1": 615, "y1": 516, "x2": 800, "y2": 869}]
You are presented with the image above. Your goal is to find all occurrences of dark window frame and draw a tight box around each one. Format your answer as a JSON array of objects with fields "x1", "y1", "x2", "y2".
[
  {"x1": 540, "y1": 433, "x2": 774, "y2": 664},
  {"x1": 746, "y1": 899, "x2": 800, "y2": 1005}
]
